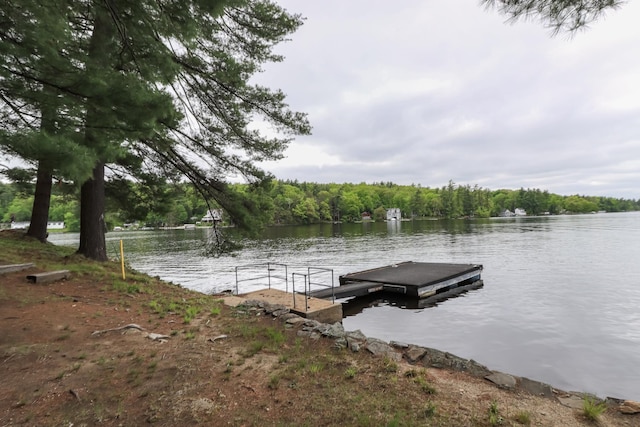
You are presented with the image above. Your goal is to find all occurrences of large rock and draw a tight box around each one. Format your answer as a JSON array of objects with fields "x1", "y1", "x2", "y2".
[
  {"x1": 485, "y1": 372, "x2": 517, "y2": 390},
  {"x1": 419, "y1": 348, "x2": 490, "y2": 377},
  {"x1": 345, "y1": 330, "x2": 367, "y2": 353},
  {"x1": 619, "y1": 400, "x2": 640, "y2": 414},
  {"x1": 420, "y1": 347, "x2": 450, "y2": 369},
  {"x1": 241, "y1": 300, "x2": 265, "y2": 308},
  {"x1": 263, "y1": 303, "x2": 288, "y2": 315},
  {"x1": 404, "y1": 345, "x2": 427, "y2": 363},
  {"x1": 321, "y1": 322, "x2": 345, "y2": 339},
  {"x1": 284, "y1": 316, "x2": 306, "y2": 325},
  {"x1": 345, "y1": 330, "x2": 367, "y2": 341},
  {"x1": 390, "y1": 340, "x2": 409, "y2": 349},
  {"x1": 302, "y1": 319, "x2": 322, "y2": 331},
  {"x1": 557, "y1": 394, "x2": 585, "y2": 410},
  {"x1": 518, "y1": 377, "x2": 555, "y2": 398},
  {"x1": 366, "y1": 338, "x2": 401, "y2": 362}
]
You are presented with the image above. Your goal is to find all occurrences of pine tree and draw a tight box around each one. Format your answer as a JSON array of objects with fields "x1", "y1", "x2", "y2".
[
  {"x1": 0, "y1": 0, "x2": 98, "y2": 241},
  {"x1": 1, "y1": 0, "x2": 310, "y2": 260},
  {"x1": 74, "y1": 0, "x2": 310, "y2": 258},
  {"x1": 482, "y1": 0, "x2": 624, "y2": 34},
  {"x1": 134, "y1": 0, "x2": 310, "y2": 233}
]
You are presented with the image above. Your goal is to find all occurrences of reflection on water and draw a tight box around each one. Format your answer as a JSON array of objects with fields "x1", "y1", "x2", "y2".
[
  {"x1": 49, "y1": 212, "x2": 640, "y2": 400},
  {"x1": 341, "y1": 280, "x2": 484, "y2": 316}
]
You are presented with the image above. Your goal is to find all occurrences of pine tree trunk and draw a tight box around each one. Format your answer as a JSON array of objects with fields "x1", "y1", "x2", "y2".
[
  {"x1": 26, "y1": 163, "x2": 53, "y2": 242},
  {"x1": 77, "y1": 7, "x2": 111, "y2": 261},
  {"x1": 77, "y1": 162, "x2": 107, "y2": 261},
  {"x1": 27, "y1": 86, "x2": 57, "y2": 242}
]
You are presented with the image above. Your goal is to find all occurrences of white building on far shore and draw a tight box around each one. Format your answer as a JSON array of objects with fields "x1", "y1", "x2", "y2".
[
  {"x1": 201, "y1": 209, "x2": 223, "y2": 223},
  {"x1": 386, "y1": 208, "x2": 401, "y2": 221},
  {"x1": 11, "y1": 221, "x2": 65, "y2": 230}
]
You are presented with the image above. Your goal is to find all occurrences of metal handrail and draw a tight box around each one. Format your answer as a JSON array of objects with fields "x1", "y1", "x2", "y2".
[
  {"x1": 307, "y1": 267, "x2": 335, "y2": 303},
  {"x1": 234, "y1": 263, "x2": 288, "y2": 295},
  {"x1": 233, "y1": 263, "x2": 335, "y2": 306},
  {"x1": 291, "y1": 272, "x2": 309, "y2": 312}
]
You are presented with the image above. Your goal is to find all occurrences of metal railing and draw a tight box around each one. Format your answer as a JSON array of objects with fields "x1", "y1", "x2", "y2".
[
  {"x1": 291, "y1": 272, "x2": 309, "y2": 312},
  {"x1": 234, "y1": 263, "x2": 335, "y2": 310},
  {"x1": 234, "y1": 263, "x2": 288, "y2": 295},
  {"x1": 291, "y1": 267, "x2": 335, "y2": 312},
  {"x1": 307, "y1": 267, "x2": 335, "y2": 303}
]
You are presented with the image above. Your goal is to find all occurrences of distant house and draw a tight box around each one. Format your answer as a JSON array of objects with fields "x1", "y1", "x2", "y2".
[
  {"x1": 11, "y1": 221, "x2": 64, "y2": 230},
  {"x1": 500, "y1": 208, "x2": 526, "y2": 217},
  {"x1": 386, "y1": 208, "x2": 401, "y2": 221},
  {"x1": 361, "y1": 212, "x2": 372, "y2": 221},
  {"x1": 201, "y1": 209, "x2": 223, "y2": 223}
]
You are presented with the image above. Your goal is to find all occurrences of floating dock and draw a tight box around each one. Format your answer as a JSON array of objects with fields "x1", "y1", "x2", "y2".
[
  {"x1": 309, "y1": 261, "x2": 483, "y2": 300},
  {"x1": 227, "y1": 261, "x2": 482, "y2": 322}
]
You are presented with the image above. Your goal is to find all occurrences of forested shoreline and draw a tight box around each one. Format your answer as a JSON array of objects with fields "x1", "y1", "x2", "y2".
[{"x1": 1, "y1": 179, "x2": 638, "y2": 231}]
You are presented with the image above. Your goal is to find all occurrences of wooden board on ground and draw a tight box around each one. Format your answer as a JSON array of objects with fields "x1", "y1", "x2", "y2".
[
  {"x1": 26, "y1": 270, "x2": 71, "y2": 284},
  {"x1": 0, "y1": 263, "x2": 35, "y2": 274}
]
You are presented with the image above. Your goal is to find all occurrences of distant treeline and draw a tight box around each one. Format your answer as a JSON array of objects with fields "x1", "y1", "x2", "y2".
[{"x1": 1, "y1": 179, "x2": 638, "y2": 230}]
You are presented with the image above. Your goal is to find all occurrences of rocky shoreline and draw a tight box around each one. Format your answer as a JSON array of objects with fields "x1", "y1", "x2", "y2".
[{"x1": 237, "y1": 298, "x2": 640, "y2": 416}]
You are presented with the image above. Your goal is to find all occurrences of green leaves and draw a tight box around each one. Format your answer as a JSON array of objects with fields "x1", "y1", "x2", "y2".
[
  {"x1": 1, "y1": 0, "x2": 311, "y2": 251},
  {"x1": 482, "y1": 0, "x2": 624, "y2": 34}
]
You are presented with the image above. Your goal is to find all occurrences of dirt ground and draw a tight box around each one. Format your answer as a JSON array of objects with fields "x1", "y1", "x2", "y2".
[{"x1": 1, "y1": 234, "x2": 638, "y2": 426}]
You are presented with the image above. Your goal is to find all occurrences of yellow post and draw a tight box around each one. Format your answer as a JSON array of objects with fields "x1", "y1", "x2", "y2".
[{"x1": 120, "y1": 239, "x2": 126, "y2": 280}]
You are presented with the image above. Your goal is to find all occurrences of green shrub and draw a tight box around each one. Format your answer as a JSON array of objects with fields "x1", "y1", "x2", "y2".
[
  {"x1": 344, "y1": 366, "x2": 357, "y2": 379},
  {"x1": 488, "y1": 401, "x2": 503, "y2": 426},
  {"x1": 583, "y1": 397, "x2": 607, "y2": 421},
  {"x1": 423, "y1": 402, "x2": 437, "y2": 418},
  {"x1": 514, "y1": 410, "x2": 531, "y2": 425}
]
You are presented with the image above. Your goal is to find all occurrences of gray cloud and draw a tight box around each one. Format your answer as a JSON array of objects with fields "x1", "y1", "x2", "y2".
[{"x1": 256, "y1": 0, "x2": 640, "y2": 198}]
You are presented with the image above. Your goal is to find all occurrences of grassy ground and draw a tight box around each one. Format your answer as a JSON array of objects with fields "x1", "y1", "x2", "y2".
[{"x1": 0, "y1": 230, "x2": 635, "y2": 426}]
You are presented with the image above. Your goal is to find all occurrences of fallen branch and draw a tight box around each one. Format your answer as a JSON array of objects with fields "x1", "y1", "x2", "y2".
[
  {"x1": 91, "y1": 324, "x2": 145, "y2": 336},
  {"x1": 147, "y1": 333, "x2": 171, "y2": 341},
  {"x1": 241, "y1": 384, "x2": 256, "y2": 393},
  {"x1": 208, "y1": 334, "x2": 228, "y2": 343},
  {"x1": 69, "y1": 389, "x2": 81, "y2": 402}
]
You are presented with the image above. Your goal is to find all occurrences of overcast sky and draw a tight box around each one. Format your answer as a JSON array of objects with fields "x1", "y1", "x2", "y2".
[{"x1": 255, "y1": 0, "x2": 640, "y2": 199}]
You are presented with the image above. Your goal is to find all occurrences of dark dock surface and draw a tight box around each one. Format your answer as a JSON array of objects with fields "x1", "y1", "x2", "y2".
[
  {"x1": 309, "y1": 261, "x2": 482, "y2": 300},
  {"x1": 305, "y1": 280, "x2": 385, "y2": 300}
]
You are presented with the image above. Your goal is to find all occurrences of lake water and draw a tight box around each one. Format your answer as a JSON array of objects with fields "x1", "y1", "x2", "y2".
[{"x1": 49, "y1": 212, "x2": 640, "y2": 400}]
